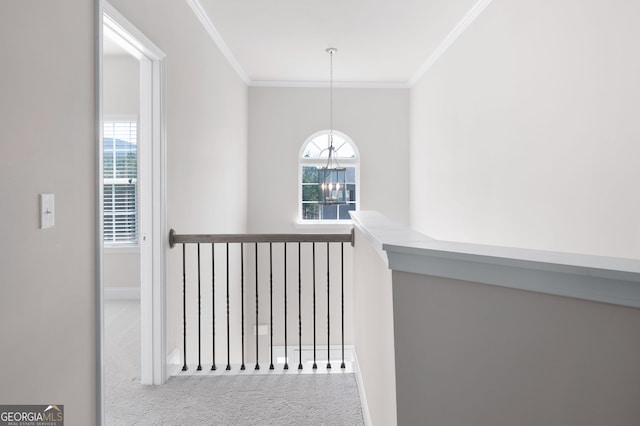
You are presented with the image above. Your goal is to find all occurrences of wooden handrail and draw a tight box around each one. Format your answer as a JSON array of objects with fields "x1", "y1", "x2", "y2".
[{"x1": 169, "y1": 228, "x2": 354, "y2": 248}]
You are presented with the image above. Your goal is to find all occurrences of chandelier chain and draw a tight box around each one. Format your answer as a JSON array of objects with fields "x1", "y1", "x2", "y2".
[{"x1": 329, "y1": 49, "x2": 333, "y2": 150}]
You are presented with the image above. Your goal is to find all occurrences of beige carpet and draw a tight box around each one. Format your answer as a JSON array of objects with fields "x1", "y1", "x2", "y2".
[{"x1": 104, "y1": 300, "x2": 364, "y2": 425}]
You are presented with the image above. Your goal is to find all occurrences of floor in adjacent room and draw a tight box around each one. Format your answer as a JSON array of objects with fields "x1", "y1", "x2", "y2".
[{"x1": 104, "y1": 300, "x2": 364, "y2": 425}]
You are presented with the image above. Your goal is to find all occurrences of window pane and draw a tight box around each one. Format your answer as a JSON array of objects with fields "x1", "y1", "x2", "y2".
[
  {"x1": 313, "y1": 134, "x2": 330, "y2": 153},
  {"x1": 347, "y1": 184, "x2": 356, "y2": 202},
  {"x1": 346, "y1": 167, "x2": 356, "y2": 183},
  {"x1": 104, "y1": 151, "x2": 114, "y2": 179},
  {"x1": 330, "y1": 134, "x2": 346, "y2": 149},
  {"x1": 302, "y1": 143, "x2": 321, "y2": 158},
  {"x1": 104, "y1": 137, "x2": 114, "y2": 151},
  {"x1": 302, "y1": 203, "x2": 320, "y2": 220},
  {"x1": 302, "y1": 166, "x2": 319, "y2": 184},
  {"x1": 113, "y1": 185, "x2": 136, "y2": 212},
  {"x1": 114, "y1": 152, "x2": 136, "y2": 178},
  {"x1": 336, "y1": 142, "x2": 355, "y2": 158},
  {"x1": 331, "y1": 169, "x2": 344, "y2": 183},
  {"x1": 103, "y1": 183, "x2": 137, "y2": 243},
  {"x1": 302, "y1": 184, "x2": 319, "y2": 202},
  {"x1": 321, "y1": 204, "x2": 338, "y2": 220},
  {"x1": 338, "y1": 203, "x2": 356, "y2": 220}
]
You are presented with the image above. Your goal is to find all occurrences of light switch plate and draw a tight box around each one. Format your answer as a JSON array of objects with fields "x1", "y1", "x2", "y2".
[{"x1": 40, "y1": 193, "x2": 54, "y2": 229}]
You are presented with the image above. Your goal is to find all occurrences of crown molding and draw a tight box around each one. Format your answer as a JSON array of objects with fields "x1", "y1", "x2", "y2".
[
  {"x1": 249, "y1": 80, "x2": 409, "y2": 89},
  {"x1": 187, "y1": 0, "x2": 492, "y2": 88},
  {"x1": 408, "y1": 0, "x2": 493, "y2": 86},
  {"x1": 186, "y1": 0, "x2": 250, "y2": 84}
]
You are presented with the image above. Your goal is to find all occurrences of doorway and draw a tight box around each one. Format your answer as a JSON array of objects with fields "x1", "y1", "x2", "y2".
[{"x1": 100, "y1": 0, "x2": 167, "y2": 397}]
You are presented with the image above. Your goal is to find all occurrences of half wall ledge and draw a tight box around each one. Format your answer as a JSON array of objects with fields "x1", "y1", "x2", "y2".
[{"x1": 350, "y1": 211, "x2": 640, "y2": 309}]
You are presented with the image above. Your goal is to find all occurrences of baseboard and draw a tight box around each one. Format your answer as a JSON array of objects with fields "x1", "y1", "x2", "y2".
[
  {"x1": 167, "y1": 347, "x2": 180, "y2": 365},
  {"x1": 104, "y1": 287, "x2": 140, "y2": 300},
  {"x1": 166, "y1": 347, "x2": 182, "y2": 377},
  {"x1": 174, "y1": 345, "x2": 357, "y2": 376},
  {"x1": 352, "y1": 347, "x2": 373, "y2": 426}
]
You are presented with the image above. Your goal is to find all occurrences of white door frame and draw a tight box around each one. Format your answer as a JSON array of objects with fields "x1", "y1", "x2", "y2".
[{"x1": 100, "y1": 0, "x2": 167, "y2": 388}]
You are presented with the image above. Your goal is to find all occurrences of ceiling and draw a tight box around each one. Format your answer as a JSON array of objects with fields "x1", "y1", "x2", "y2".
[{"x1": 198, "y1": 0, "x2": 482, "y2": 85}]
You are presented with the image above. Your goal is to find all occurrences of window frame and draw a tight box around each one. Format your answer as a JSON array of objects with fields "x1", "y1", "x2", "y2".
[
  {"x1": 103, "y1": 115, "x2": 139, "y2": 248},
  {"x1": 297, "y1": 129, "x2": 360, "y2": 227}
]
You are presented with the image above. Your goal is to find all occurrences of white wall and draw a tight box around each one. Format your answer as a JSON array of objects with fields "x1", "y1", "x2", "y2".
[
  {"x1": 410, "y1": 0, "x2": 640, "y2": 259},
  {"x1": 108, "y1": 0, "x2": 249, "y2": 360},
  {"x1": 103, "y1": 54, "x2": 140, "y2": 291},
  {"x1": 0, "y1": 0, "x2": 96, "y2": 424},
  {"x1": 248, "y1": 87, "x2": 410, "y2": 232},
  {"x1": 352, "y1": 227, "x2": 397, "y2": 426}
]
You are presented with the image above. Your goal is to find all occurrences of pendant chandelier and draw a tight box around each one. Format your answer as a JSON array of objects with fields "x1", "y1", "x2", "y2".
[{"x1": 319, "y1": 47, "x2": 347, "y2": 205}]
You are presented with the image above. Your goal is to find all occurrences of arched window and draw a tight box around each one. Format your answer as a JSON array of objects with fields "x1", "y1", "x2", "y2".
[{"x1": 299, "y1": 130, "x2": 359, "y2": 222}]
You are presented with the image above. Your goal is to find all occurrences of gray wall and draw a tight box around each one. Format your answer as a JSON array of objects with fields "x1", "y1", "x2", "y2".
[
  {"x1": 0, "y1": 0, "x2": 250, "y2": 420},
  {"x1": 393, "y1": 271, "x2": 640, "y2": 426},
  {"x1": 0, "y1": 0, "x2": 96, "y2": 424},
  {"x1": 410, "y1": 0, "x2": 640, "y2": 258}
]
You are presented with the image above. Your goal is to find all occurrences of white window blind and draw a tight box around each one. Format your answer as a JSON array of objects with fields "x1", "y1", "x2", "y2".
[{"x1": 103, "y1": 120, "x2": 138, "y2": 244}]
